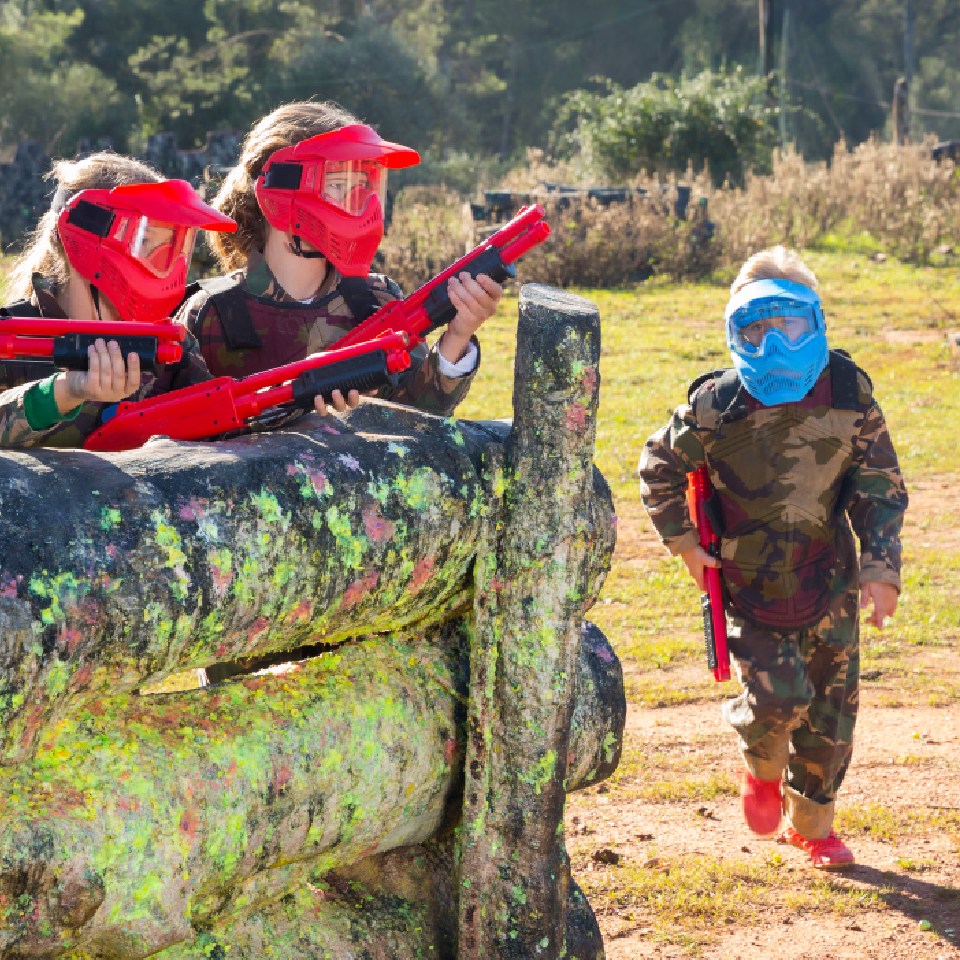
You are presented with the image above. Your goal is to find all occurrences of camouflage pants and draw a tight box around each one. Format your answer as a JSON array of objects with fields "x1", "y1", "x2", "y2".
[{"x1": 722, "y1": 581, "x2": 860, "y2": 839}]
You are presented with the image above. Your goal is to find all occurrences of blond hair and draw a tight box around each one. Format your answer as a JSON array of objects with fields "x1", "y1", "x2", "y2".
[
  {"x1": 6, "y1": 152, "x2": 162, "y2": 301},
  {"x1": 730, "y1": 245, "x2": 818, "y2": 296},
  {"x1": 209, "y1": 100, "x2": 361, "y2": 271}
]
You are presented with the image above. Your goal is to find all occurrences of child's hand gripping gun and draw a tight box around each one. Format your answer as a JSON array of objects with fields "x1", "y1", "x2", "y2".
[
  {"x1": 686, "y1": 466, "x2": 731, "y2": 682},
  {"x1": 0, "y1": 318, "x2": 187, "y2": 373}
]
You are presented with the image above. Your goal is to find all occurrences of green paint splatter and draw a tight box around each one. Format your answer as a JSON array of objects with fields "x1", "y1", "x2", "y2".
[
  {"x1": 29, "y1": 571, "x2": 83, "y2": 626},
  {"x1": 520, "y1": 749, "x2": 557, "y2": 795},
  {"x1": 100, "y1": 506, "x2": 123, "y2": 530},
  {"x1": 324, "y1": 505, "x2": 366, "y2": 569}
]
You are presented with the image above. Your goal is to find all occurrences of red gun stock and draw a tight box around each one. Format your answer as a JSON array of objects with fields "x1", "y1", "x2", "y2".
[
  {"x1": 335, "y1": 204, "x2": 550, "y2": 350},
  {"x1": 83, "y1": 334, "x2": 411, "y2": 453},
  {"x1": 0, "y1": 318, "x2": 186, "y2": 372},
  {"x1": 686, "y1": 466, "x2": 731, "y2": 682}
]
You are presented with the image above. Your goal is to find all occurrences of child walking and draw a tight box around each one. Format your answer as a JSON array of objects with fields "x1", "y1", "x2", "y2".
[{"x1": 638, "y1": 246, "x2": 907, "y2": 868}]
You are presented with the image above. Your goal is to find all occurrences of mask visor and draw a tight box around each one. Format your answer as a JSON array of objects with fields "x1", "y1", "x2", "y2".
[
  {"x1": 121, "y1": 216, "x2": 197, "y2": 278},
  {"x1": 730, "y1": 301, "x2": 818, "y2": 356},
  {"x1": 321, "y1": 160, "x2": 386, "y2": 216}
]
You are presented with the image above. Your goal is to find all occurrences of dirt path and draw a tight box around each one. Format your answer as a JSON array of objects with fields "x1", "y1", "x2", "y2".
[{"x1": 568, "y1": 688, "x2": 960, "y2": 959}]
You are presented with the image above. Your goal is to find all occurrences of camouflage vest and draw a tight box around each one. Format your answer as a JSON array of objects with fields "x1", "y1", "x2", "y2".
[
  {"x1": 185, "y1": 275, "x2": 383, "y2": 378},
  {"x1": 692, "y1": 351, "x2": 867, "y2": 630}
]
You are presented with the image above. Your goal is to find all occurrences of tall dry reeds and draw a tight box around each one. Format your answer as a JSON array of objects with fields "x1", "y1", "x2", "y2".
[
  {"x1": 381, "y1": 138, "x2": 960, "y2": 289},
  {"x1": 710, "y1": 138, "x2": 960, "y2": 266}
]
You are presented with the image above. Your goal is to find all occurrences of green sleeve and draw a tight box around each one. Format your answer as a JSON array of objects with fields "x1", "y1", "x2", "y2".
[{"x1": 23, "y1": 376, "x2": 82, "y2": 430}]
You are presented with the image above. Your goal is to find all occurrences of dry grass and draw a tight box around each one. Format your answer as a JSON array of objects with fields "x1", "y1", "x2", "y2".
[{"x1": 383, "y1": 137, "x2": 960, "y2": 289}]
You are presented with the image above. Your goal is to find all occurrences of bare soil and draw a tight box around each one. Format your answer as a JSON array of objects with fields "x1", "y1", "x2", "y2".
[{"x1": 568, "y1": 477, "x2": 960, "y2": 960}]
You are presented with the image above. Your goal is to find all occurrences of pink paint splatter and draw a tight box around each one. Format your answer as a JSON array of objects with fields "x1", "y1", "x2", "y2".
[
  {"x1": 271, "y1": 763, "x2": 293, "y2": 796},
  {"x1": 565, "y1": 402, "x2": 588, "y2": 431},
  {"x1": 582, "y1": 366, "x2": 598, "y2": 394},
  {"x1": 288, "y1": 598, "x2": 313, "y2": 623},
  {"x1": 180, "y1": 808, "x2": 201, "y2": 840},
  {"x1": 179, "y1": 498, "x2": 207, "y2": 522},
  {"x1": 362, "y1": 504, "x2": 395, "y2": 543},
  {"x1": 308, "y1": 469, "x2": 330, "y2": 496},
  {"x1": 0, "y1": 576, "x2": 20, "y2": 599},
  {"x1": 69, "y1": 663, "x2": 94, "y2": 691},
  {"x1": 290, "y1": 463, "x2": 331, "y2": 496},
  {"x1": 410, "y1": 555, "x2": 435, "y2": 593},
  {"x1": 211, "y1": 564, "x2": 234, "y2": 596},
  {"x1": 246, "y1": 616, "x2": 271, "y2": 649},
  {"x1": 340, "y1": 570, "x2": 380, "y2": 610},
  {"x1": 58, "y1": 626, "x2": 84, "y2": 655}
]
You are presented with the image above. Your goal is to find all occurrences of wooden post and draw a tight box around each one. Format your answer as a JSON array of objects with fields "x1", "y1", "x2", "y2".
[
  {"x1": 759, "y1": 0, "x2": 777, "y2": 91},
  {"x1": 893, "y1": 76, "x2": 910, "y2": 145},
  {"x1": 458, "y1": 285, "x2": 606, "y2": 959}
]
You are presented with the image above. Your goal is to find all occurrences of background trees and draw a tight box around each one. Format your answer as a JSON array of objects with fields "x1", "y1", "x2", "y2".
[{"x1": 1, "y1": 0, "x2": 959, "y2": 184}]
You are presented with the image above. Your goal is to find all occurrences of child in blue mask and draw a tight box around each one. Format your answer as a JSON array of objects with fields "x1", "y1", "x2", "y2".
[{"x1": 639, "y1": 246, "x2": 907, "y2": 869}]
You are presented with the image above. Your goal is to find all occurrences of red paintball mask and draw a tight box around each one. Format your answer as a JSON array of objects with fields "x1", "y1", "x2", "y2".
[
  {"x1": 57, "y1": 179, "x2": 237, "y2": 323},
  {"x1": 254, "y1": 124, "x2": 420, "y2": 277}
]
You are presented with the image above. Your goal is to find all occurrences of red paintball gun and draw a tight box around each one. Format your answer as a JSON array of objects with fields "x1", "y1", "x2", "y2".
[
  {"x1": 0, "y1": 318, "x2": 186, "y2": 373},
  {"x1": 334, "y1": 203, "x2": 550, "y2": 350},
  {"x1": 82, "y1": 205, "x2": 550, "y2": 453},
  {"x1": 686, "y1": 466, "x2": 731, "y2": 682},
  {"x1": 83, "y1": 333, "x2": 412, "y2": 453}
]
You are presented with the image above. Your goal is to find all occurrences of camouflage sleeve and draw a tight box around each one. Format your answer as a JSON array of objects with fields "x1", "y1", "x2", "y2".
[
  {"x1": 380, "y1": 336, "x2": 481, "y2": 418},
  {"x1": 370, "y1": 272, "x2": 481, "y2": 417},
  {"x1": 846, "y1": 397, "x2": 908, "y2": 588},
  {"x1": 638, "y1": 396, "x2": 708, "y2": 555},
  {"x1": 0, "y1": 382, "x2": 64, "y2": 447}
]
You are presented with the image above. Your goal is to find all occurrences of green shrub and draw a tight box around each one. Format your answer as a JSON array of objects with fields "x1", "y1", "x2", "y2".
[{"x1": 554, "y1": 68, "x2": 778, "y2": 187}]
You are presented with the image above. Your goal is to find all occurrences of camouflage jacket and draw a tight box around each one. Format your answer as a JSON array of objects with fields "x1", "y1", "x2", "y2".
[
  {"x1": 0, "y1": 276, "x2": 212, "y2": 449},
  {"x1": 176, "y1": 252, "x2": 479, "y2": 418},
  {"x1": 639, "y1": 352, "x2": 908, "y2": 628}
]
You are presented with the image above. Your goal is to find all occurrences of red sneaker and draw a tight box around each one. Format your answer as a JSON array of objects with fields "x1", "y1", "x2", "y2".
[
  {"x1": 741, "y1": 772, "x2": 782, "y2": 836},
  {"x1": 781, "y1": 827, "x2": 855, "y2": 869}
]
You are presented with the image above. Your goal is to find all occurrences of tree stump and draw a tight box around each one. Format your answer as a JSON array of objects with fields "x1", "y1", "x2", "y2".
[{"x1": 459, "y1": 285, "x2": 606, "y2": 959}]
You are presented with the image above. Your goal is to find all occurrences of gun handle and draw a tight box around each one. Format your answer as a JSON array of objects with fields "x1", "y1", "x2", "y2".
[
  {"x1": 700, "y1": 593, "x2": 718, "y2": 670},
  {"x1": 704, "y1": 566, "x2": 731, "y2": 682},
  {"x1": 290, "y1": 349, "x2": 407, "y2": 410},
  {"x1": 52, "y1": 334, "x2": 178, "y2": 374},
  {"x1": 420, "y1": 247, "x2": 516, "y2": 334}
]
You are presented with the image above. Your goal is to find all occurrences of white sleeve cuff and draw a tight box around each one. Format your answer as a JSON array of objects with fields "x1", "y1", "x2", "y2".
[{"x1": 437, "y1": 339, "x2": 478, "y2": 378}]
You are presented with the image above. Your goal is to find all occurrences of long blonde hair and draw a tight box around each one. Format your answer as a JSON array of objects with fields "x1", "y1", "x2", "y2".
[
  {"x1": 730, "y1": 245, "x2": 818, "y2": 296},
  {"x1": 210, "y1": 100, "x2": 361, "y2": 271},
  {"x1": 6, "y1": 152, "x2": 162, "y2": 301}
]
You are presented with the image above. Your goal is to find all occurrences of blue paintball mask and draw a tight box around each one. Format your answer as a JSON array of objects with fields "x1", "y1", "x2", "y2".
[{"x1": 724, "y1": 278, "x2": 828, "y2": 405}]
